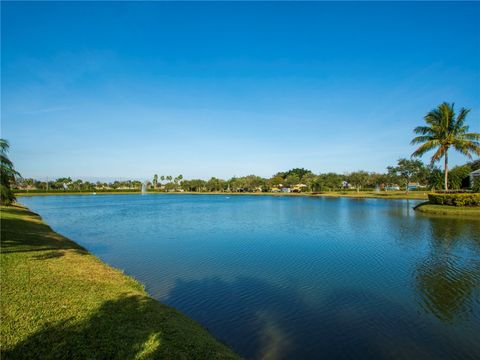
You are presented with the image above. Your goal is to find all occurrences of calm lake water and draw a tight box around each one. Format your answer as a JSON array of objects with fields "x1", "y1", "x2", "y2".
[{"x1": 20, "y1": 194, "x2": 480, "y2": 359}]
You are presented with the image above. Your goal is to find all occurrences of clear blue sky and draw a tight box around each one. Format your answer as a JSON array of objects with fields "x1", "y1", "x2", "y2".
[{"x1": 2, "y1": 2, "x2": 479, "y2": 181}]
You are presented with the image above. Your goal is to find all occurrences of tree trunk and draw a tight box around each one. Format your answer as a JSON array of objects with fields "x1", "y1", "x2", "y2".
[{"x1": 444, "y1": 150, "x2": 448, "y2": 192}]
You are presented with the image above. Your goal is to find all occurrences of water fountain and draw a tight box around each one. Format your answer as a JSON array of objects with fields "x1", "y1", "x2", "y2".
[{"x1": 141, "y1": 181, "x2": 147, "y2": 194}]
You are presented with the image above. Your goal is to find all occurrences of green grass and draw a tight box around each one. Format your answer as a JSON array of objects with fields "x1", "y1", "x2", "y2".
[
  {"x1": 0, "y1": 205, "x2": 240, "y2": 359},
  {"x1": 414, "y1": 202, "x2": 480, "y2": 217},
  {"x1": 16, "y1": 190, "x2": 428, "y2": 200}
]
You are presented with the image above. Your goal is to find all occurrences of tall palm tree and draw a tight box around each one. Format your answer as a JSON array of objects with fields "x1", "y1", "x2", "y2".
[{"x1": 411, "y1": 102, "x2": 480, "y2": 191}]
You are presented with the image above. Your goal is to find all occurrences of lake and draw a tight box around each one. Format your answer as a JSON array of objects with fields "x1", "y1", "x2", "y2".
[{"x1": 20, "y1": 194, "x2": 480, "y2": 359}]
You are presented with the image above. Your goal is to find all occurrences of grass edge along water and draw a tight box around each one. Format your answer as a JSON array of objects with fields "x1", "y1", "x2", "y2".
[{"x1": 0, "y1": 205, "x2": 240, "y2": 359}]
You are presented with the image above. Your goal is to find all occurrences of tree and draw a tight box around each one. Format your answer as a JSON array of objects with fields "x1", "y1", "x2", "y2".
[
  {"x1": 347, "y1": 171, "x2": 370, "y2": 192},
  {"x1": 411, "y1": 102, "x2": 480, "y2": 191},
  {"x1": 301, "y1": 173, "x2": 317, "y2": 191},
  {"x1": 1, "y1": 139, "x2": 20, "y2": 205},
  {"x1": 448, "y1": 165, "x2": 472, "y2": 190},
  {"x1": 321, "y1": 173, "x2": 344, "y2": 190},
  {"x1": 267, "y1": 174, "x2": 284, "y2": 188},
  {"x1": 284, "y1": 174, "x2": 300, "y2": 187},
  {"x1": 206, "y1": 177, "x2": 226, "y2": 192},
  {"x1": 153, "y1": 174, "x2": 158, "y2": 189},
  {"x1": 283, "y1": 168, "x2": 312, "y2": 182},
  {"x1": 387, "y1": 158, "x2": 425, "y2": 193}
]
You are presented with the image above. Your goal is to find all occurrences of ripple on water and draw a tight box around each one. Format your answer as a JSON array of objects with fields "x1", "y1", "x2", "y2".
[{"x1": 19, "y1": 194, "x2": 480, "y2": 360}]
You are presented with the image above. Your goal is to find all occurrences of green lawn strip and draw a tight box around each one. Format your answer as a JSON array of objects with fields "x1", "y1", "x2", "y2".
[
  {"x1": 0, "y1": 205, "x2": 240, "y2": 359},
  {"x1": 414, "y1": 202, "x2": 480, "y2": 217}
]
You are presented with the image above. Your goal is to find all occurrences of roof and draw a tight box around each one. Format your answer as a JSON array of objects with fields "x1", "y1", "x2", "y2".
[{"x1": 471, "y1": 169, "x2": 480, "y2": 175}]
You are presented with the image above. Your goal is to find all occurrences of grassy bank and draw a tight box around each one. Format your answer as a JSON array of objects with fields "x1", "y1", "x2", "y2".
[
  {"x1": 0, "y1": 205, "x2": 239, "y2": 359},
  {"x1": 414, "y1": 202, "x2": 480, "y2": 217},
  {"x1": 16, "y1": 190, "x2": 428, "y2": 201}
]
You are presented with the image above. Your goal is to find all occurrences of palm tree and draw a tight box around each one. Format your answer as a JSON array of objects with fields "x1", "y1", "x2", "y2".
[
  {"x1": 411, "y1": 102, "x2": 480, "y2": 191},
  {"x1": 1, "y1": 139, "x2": 20, "y2": 205}
]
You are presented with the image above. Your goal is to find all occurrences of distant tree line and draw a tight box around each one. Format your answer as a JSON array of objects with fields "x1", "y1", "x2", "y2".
[
  {"x1": 5, "y1": 102, "x2": 480, "y2": 200},
  {"x1": 13, "y1": 160, "x2": 480, "y2": 194}
]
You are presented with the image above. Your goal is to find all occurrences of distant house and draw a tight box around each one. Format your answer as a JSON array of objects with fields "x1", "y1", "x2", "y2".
[
  {"x1": 384, "y1": 185, "x2": 400, "y2": 191},
  {"x1": 407, "y1": 182, "x2": 427, "y2": 191},
  {"x1": 271, "y1": 187, "x2": 281, "y2": 193},
  {"x1": 291, "y1": 184, "x2": 307, "y2": 193},
  {"x1": 470, "y1": 169, "x2": 480, "y2": 188}
]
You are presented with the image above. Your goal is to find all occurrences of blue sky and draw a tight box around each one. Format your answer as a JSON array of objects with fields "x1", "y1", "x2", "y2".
[{"x1": 2, "y1": 2, "x2": 479, "y2": 180}]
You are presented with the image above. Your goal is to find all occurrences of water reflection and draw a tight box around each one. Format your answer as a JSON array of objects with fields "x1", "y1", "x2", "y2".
[
  {"x1": 165, "y1": 276, "x2": 478, "y2": 360},
  {"x1": 415, "y1": 217, "x2": 480, "y2": 323}
]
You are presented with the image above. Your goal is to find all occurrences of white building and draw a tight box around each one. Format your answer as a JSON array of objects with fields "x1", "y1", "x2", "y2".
[{"x1": 470, "y1": 169, "x2": 480, "y2": 188}]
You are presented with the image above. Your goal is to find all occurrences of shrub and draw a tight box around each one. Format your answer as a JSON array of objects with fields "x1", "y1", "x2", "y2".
[
  {"x1": 428, "y1": 193, "x2": 480, "y2": 207},
  {"x1": 473, "y1": 179, "x2": 480, "y2": 193}
]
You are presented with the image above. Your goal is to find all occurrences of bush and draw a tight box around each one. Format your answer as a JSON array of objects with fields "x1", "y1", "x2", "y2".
[
  {"x1": 473, "y1": 179, "x2": 480, "y2": 193},
  {"x1": 428, "y1": 193, "x2": 480, "y2": 207}
]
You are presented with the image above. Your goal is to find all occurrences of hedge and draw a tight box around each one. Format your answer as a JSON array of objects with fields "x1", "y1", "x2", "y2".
[{"x1": 428, "y1": 193, "x2": 480, "y2": 207}]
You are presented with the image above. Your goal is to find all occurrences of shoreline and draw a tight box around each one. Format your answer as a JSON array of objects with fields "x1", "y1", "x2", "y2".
[
  {"x1": 0, "y1": 205, "x2": 240, "y2": 358},
  {"x1": 414, "y1": 202, "x2": 480, "y2": 217},
  {"x1": 16, "y1": 190, "x2": 429, "y2": 201}
]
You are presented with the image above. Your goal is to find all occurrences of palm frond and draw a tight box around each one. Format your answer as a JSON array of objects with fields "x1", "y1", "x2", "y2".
[
  {"x1": 413, "y1": 126, "x2": 435, "y2": 135},
  {"x1": 0, "y1": 139, "x2": 10, "y2": 153},
  {"x1": 453, "y1": 107, "x2": 470, "y2": 132},
  {"x1": 411, "y1": 135, "x2": 434, "y2": 145},
  {"x1": 453, "y1": 140, "x2": 480, "y2": 157},
  {"x1": 431, "y1": 145, "x2": 447, "y2": 163},
  {"x1": 462, "y1": 132, "x2": 480, "y2": 141},
  {"x1": 411, "y1": 140, "x2": 440, "y2": 157}
]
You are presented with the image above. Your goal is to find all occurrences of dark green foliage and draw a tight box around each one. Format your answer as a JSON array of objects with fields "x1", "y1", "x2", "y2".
[
  {"x1": 467, "y1": 159, "x2": 480, "y2": 171},
  {"x1": 472, "y1": 178, "x2": 480, "y2": 193},
  {"x1": 0, "y1": 139, "x2": 19, "y2": 205},
  {"x1": 282, "y1": 168, "x2": 312, "y2": 180},
  {"x1": 428, "y1": 193, "x2": 480, "y2": 207},
  {"x1": 448, "y1": 165, "x2": 472, "y2": 190}
]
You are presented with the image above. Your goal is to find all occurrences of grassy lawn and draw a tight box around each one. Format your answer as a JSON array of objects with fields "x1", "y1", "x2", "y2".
[
  {"x1": 0, "y1": 205, "x2": 239, "y2": 359},
  {"x1": 307, "y1": 191, "x2": 428, "y2": 200},
  {"x1": 414, "y1": 202, "x2": 480, "y2": 217}
]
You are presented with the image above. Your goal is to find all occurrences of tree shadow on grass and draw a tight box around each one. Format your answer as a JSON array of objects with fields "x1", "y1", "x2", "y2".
[
  {"x1": 2, "y1": 294, "x2": 238, "y2": 360},
  {"x1": 0, "y1": 208, "x2": 87, "y2": 256},
  {"x1": 32, "y1": 250, "x2": 67, "y2": 260},
  {"x1": 164, "y1": 276, "x2": 480, "y2": 360}
]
